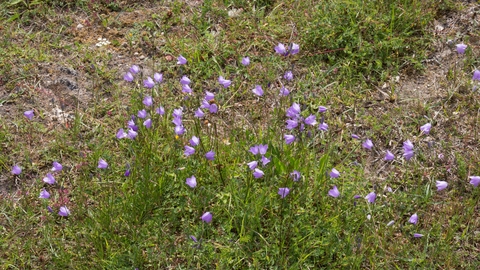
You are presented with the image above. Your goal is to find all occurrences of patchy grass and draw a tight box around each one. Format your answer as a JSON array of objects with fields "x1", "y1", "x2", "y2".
[{"x1": 1, "y1": 0, "x2": 480, "y2": 268}]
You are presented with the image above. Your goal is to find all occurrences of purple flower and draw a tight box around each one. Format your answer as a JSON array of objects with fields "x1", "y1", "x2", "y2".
[
  {"x1": 128, "y1": 119, "x2": 138, "y2": 131},
  {"x1": 241, "y1": 57, "x2": 250, "y2": 66},
  {"x1": 304, "y1": 115, "x2": 317, "y2": 126},
  {"x1": 456, "y1": 43, "x2": 467, "y2": 54},
  {"x1": 189, "y1": 235, "x2": 198, "y2": 242},
  {"x1": 182, "y1": 84, "x2": 192, "y2": 94},
  {"x1": 124, "y1": 169, "x2": 130, "y2": 177},
  {"x1": 328, "y1": 186, "x2": 340, "y2": 198},
  {"x1": 156, "y1": 106, "x2": 165, "y2": 115},
  {"x1": 174, "y1": 125, "x2": 186, "y2": 135},
  {"x1": 51, "y1": 161, "x2": 63, "y2": 172},
  {"x1": 194, "y1": 108, "x2": 205, "y2": 118},
  {"x1": 143, "y1": 96, "x2": 153, "y2": 107},
  {"x1": 318, "y1": 122, "x2": 328, "y2": 131},
  {"x1": 218, "y1": 76, "x2": 231, "y2": 88},
  {"x1": 201, "y1": 99, "x2": 210, "y2": 109},
  {"x1": 177, "y1": 55, "x2": 187, "y2": 65},
  {"x1": 143, "y1": 119, "x2": 152, "y2": 128},
  {"x1": 286, "y1": 119, "x2": 298, "y2": 130},
  {"x1": 403, "y1": 140, "x2": 414, "y2": 160},
  {"x1": 180, "y1": 75, "x2": 191, "y2": 85},
  {"x1": 138, "y1": 109, "x2": 147, "y2": 119},
  {"x1": 130, "y1": 65, "x2": 140, "y2": 74},
  {"x1": 351, "y1": 134, "x2": 360, "y2": 140},
  {"x1": 409, "y1": 213, "x2": 418, "y2": 224},
  {"x1": 124, "y1": 72, "x2": 134, "y2": 82},
  {"x1": 24, "y1": 110, "x2": 34, "y2": 120},
  {"x1": 154, "y1": 72, "x2": 163, "y2": 83},
  {"x1": 249, "y1": 145, "x2": 259, "y2": 155},
  {"x1": 247, "y1": 161, "x2": 258, "y2": 170},
  {"x1": 184, "y1": 145, "x2": 195, "y2": 156},
  {"x1": 279, "y1": 86, "x2": 290, "y2": 96},
  {"x1": 420, "y1": 123, "x2": 431, "y2": 134},
  {"x1": 172, "y1": 117, "x2": 183, "y2": 127},
  {"x1": 201, "y1": 212, "x2": 212, "y2": 223},
  {"x1": 190, "y1": 136, "x2": 200, "y2": 146},
  {"x1": 284, "y1": 134, "x2": 295, "y2": 144},
  {"x1": 286, "y1": 103, "x2": 301, "y2": 118},
  {"x1": 318, "y1": 106, "x2": 327, "y2": 113},
  {"x1": 436, "y1": 180, "x2": 448, "y2": 191},
  {"x1": 258, "y1": 144, "x2": 268, "y2": 155},
  {"x1": 43, "y1": 173, "x2": 55, "y2": 185},
  {"x1": 39, "y1": 188, "x2": 50, "y2": 199},
  {"x1": 278, "y1": 187, "x2": 290, "y2": 198},
  {"x1": 143, "y1": 77, "x2": 155, "y2": 88},
  {"x1": 98, "y1": 158, "x2": 108, "y2": 169},
  {"x1": 290, "y1": 43, "x2": 300, "y2": 55},
  {"x1": 284, "y1": 70, "x2": 293, "y2": 81},
  {"x1": 11, "y1": 165, "x2": 22, "y2": 175},
  {"x1": 205, "y1": 91, "x2": 215, "y2": 101},
  {"x1": 127, "y1": 129, "x2": 138, "y2": 139},
  {"x1": 330, "y1": 168, "x2": 340, "y2": 178},
  {"x1": 205, "y1": 151, "x2": 215, "y2": 160},
  {"x1": 209, "y1": 104, "x2": 218, "y2": 114},
  {"x1": 252, "y1": 85, "x2": 264, "y2": 96},
  {"x1": 413, "y1": 233, "x2": 424, "y2": 238},
  {"x1": 469, "y1": 176, "x2": 480, "y2": 187},
  {"x1": 473, "y1": 70, "x2": 480, "y2": 81},
  {"x1": 362, "y1": 139, "x2": 373, "y2": 150},
  {"x1": 261, "y1": 156, "x2": 271, "y2": 166},
  {"x1": 253, "y1": 168, "x2": 264, "y2": 178},
  {"x1": 365, "y1": 192, "x2": 376, "y2": 203},
  {"x1": 274, "y1": 43, "x2": 287, "y2": 55},
  {"x1": 186, "y1": 175, "x2": 197, "y2": 188},
  {"x1": 173, "y1": 108, "x2": 183, "y2": 118},
  {"x1": 290, "y1": 170, "x2": 301, "y2": 181},
  {"x1": 384, "y1": 150, "x2": 395, "y2": 161},
  {"x1": 47, "y1": 206, "x2": 53, "y2": 213},
  {"x1": 58, "y1": 206, "x2": 70, "y2": 217}
]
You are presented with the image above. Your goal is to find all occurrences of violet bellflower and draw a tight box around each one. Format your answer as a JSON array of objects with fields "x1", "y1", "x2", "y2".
[
  {"x1": 252, "y1": 85, "x2": 264, "y2": 96},
  {"x1": 218, "y1": 76, "x2": 232, "y2": 88},
  {"x1": 174, "y1": 125, "x2": 186, "y2": 135},
  {"x1": 127, "y1": 129, "x2": 138, "y2": 139},
  {"x1": 436, "y1": 180, "x2": 448, "y2": 191},
  {"x1": 253, "y1": 168, "x2": 264, "y2": 178},
  {"x1": 258, "y1": 144, "x2": 268, "y2": 155},
  {"x1": 58, "y1": 206, "x2": 70, "y2": 217},
  {"x1": 304, "y1": 115, "x2": 317, "y2": 126},
  {"x1": 184, "y1": 145, "x2": 195, "y2": 156},
  {"x1": 284, "y1": 70, "x2": 293, "y2": 81},
  {"x1": 130, "y1": 65, "x2": 140, "y2": 74},
  {"x1": 261, "y1": 156, "x2": 271, "y2": 166},
  {"x1": 469, "y1": 176, "x2": 480, "y2": 187},
  {"x1": 384, "y1": 150, "x2": 395, "y2": 161},
  {"x1": 194, "y1": 108, "x2": 205, "y2": 118},
  {"x1": 318, "y1": 106, "x2": 327, "y2": 113},
  {"x1": 204, "y1": 91, "x2": 215, "y2": 101},
  {"x1": 409, "y1": 213, "x2": 418, "y2": 224},
  {"x1": 182, "y1": 84, "x2": 192, "y2": 94},
  {"x1": 11, "y1": 165, "x2": 22, "y2": 175},
  {"x1": 128, "y1": 119, "x2": 138, "y2": 131},
  {"x1": 249, "y1": 145, "x2": 259, "y2": 155},
  {"x1": 328, "y1": 186, "x2": 340, "y2": 198},
  {"x1": 290, "y1": 170, "x2": 301, "y2": 181},
  {"x1": 279, "y1": 86, "x2": 290, "y2": 96},
  {"x1": 143, "y1": 96, "x2": 153, "y2": 107},
  {"x1": 51, "y1": 161, "x2": 63, "y2": 172},
  {"x1": 190, "y1": 136, "x2": 200, "y2": 147},
  {"x1": 98, "y1": 158, "x2": 108, "y2": 169},
  {"x1": 247, "y1": 161, "x2": 258, "y2": 170},
  {"x1": 286, "y1": 103, "x2": 301, "y2": 118},
  {"x1": 351, "y1": 134, "x2": 361, "y2": 140},
  {"x1": 138, "y1": 109, "x2": 147, "y2": 119},
  {"x1": 456, "y1": 43, "x2": 467, "y2": 54},
  {"x1": 180, "y1": 76, "x2": 191, "y2": 85},
  {"x1": 362, "y1": 139, "x2": 373, "y2": 150},
  {"x1": 365, "y1": 192, "x2": 376, "y2": 203},
  {"x1": 24, "y1": 110, "x2": 34, "y2": 120},
  {"x1": 290, "y1": 43, "x2": 300, "y2": 55},
  {"x1": 286, "y1": 119, "x2": 298, "y2": 130},
  {"x1": 143, "y1": 119, "x2": 152, "y2": 128},
  {"x1": 186, "y1": 175, "x2": 197, "y2": 188},
  {"x1": 156, "y1": 106, "x2": 165, "y2": 115},
  {"x1": 278, "y1": 187, "x2": 290, "y2": 199},
  {"x1": 177, "y1": 55, "x2": 187, "y2": 65},
  {"x1": 241, "y1": 57, "x2": 250, "y2": 66},
  {"x1": 43, "y1": 173, "x2": 55, "y2": 185},
  {"x1": 173, "y1": 108, "x2": 183, "y2": 118},
  {"x1": 420, "y1": 123, "x2": 431, "y2": 134},
  {"x1": 209, "y1": 104, "x2": 218, "y2": 114},
  {"x1": 205, "y1": 151, "x2": 215, "y2": 160},
  {"x1": 274, "y1": 43, "x2": 287, "y2": 55},
  {"x1": 172, "y1": 116, "x2": 183, "y2": 126},
  {"x1": 154, "y1": 72, "x2": 163, "y2": 83},
  {"x1": 39, "y1": 188, "x2": 50, "y2": 199},
  {"x1": 473, "y1": 70, "x2": 480, "y2": 81},
  {"x1": 124, "y1": 72, "x2": 134, "y2": 82},
  {"x1": 284, "y1": 134, "x2": 295, "y2": 144},
  {"x1": 318, "y1": 122, "x2": 328, "y2": 131},
  {"x1": 201, "y1": 212, "x2": 212, "y2": 223},
  {"x1": 413, "y1": 233, "x2": 424, "y2": 238},
  {"x1": 143, "y1": 77, "x2": 155, "y2": 88},
  {"x1": 403, "y1": 140, "x2": 414, "y2": 160},
  {"x1": 330, "y1": 168, "x2": 340, "y2": 178}
]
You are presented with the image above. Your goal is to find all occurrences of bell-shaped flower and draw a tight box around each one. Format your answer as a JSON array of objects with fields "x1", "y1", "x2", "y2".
[
  {"x1": 143, "y1": 77, "x2": 155, "y2": 88},
  {"x1": 51, "y1": 161, "x2": 63, "y2": 172},
  {"x1": 351, "y1": 134, "x2": 360, "y2": 139},
  {"x1": 274, "y1": 43, "x2": 287, "y2": 55},
  {"x1": 261, "y1": 156, "x2": 271, "y2": 166},
  {"x1": 279, "y1": 86, "x2": 290, "y2": 96},
  {"x1": 420, "y1": 123, "x2": 431, "y2": 134},
  {"x1": 286, "y1": 103, "x2": 301, "y2": 118},
  {"x1": 137, "y1": 109, "x2": 147, "y2": 119},
  {"x1": 258, "y1": 144, "x2": 268, "y2": 155},
  {"x1": 24, "y1": 110, "x2": 34, "y2": 120},
  {"x1": 252, "y1": 85, "x2": 264, "y2": 96},
  {"x1": 384, "y1": 150, "x2": 395, "y2": 161},
  {"x1": 436, "y1": 180, "x2": 448, "y2": 191},
  {"x1": 413, "y1": 233, "x2": 424, "y2": 238},
  {"x1": 184, "y1": 145, "x2": 195, "y2": 156},
  {"x1": 286, "y1": 119, "x2": 298, "y2": 130},
  {"x1": 156, "y1": 106, "x2": 165, "y2": 115},
  {"x1": 201, "y1": 212, "x2": 212, "y2": 223},
  {"x1": 143, "y1": 96, "x2": 153, "y2": 107},
  {"x1": 329, "y1": 168, "x2": 340, "y2": 178},
  {"x1": 469, "y1": 176, "x2": 480, "y2": 187},
  {"x1": 362, "y1": 139, "x2": 373, "y2": 150},
  {"x1": 318, "y1": 122, "x2": 328, "y2": 131},
  {"x1": 365, "y1": 192, "x2": 376, "y2": 203},
  {"x1": 209, "y1": 104, "x2": 218, "y2": 114},
  {"x1": 174, "y1": 125, "x2": 186, "y2": 135},
  {"x1": 290, "y1": 43, "x2": 300, "y2": 55},
  {"x1": 253, "y1": 168, "x2": 264, "y2": 178},
  {"x1": 186, "y1": 175, "x2": 197, "y2": 188},
  {"x1": 218, "y1": 76, "x2": 231, "y2": 88},
  {"x1": 189, "y1": 136, "x2": 200, "y2": 147},
  {"x1": 130, "y1": 65, "x2": 140, "y2": 74},
  {"x1": 124, "y1": 72, "x2": 134, "y2": 82},
  {"x1": 205, "y1": 151, "x2": 215, "y2": 160},
  {"x1": 247, "y1": 161, "x2": 258, "y2": 170},
  {"x1": 473, "y1": 70, "x2": 480, "y2": 81},
  {"x1": 39, "y1": 188, "x2": 50, "y2": 199},
  {"x1": 456, "y1": 43, "x2": 467, "y2": 54},
  {"x1": 409, "y1": 213, "x2": 418, "y2": 224},
  {"x1": 180, "y1": 75, "x2": 191, "y2": 85},
  {"x1": 328, "y1": 186, "x2": 340, "y2": 198},
  {"x1": 182, "y1": 84, "x2": 192, "y2": 94},
  {"x1": 11, "y1": 165, "x2": 22, "y2": 175},
  {"x1": 290, "y1": 170, "x2": 301, "y2": 181},
  {"x1": 98, "y1": 158, "x2": 108, "y2": 169},
  {"x1": 304, "y1": 115, "x2": 317, "y2": 126},
  {"x1": 177, "y1": 55, "x2": 187, "y2": 65},
  {"x1": 284, "y1": 134, "x2": 295, "y2": 144},
  {"x1": 205, "y1": 91, "x2": 215, "y2": 101},
  {"x1": 143, "y1": 119, "x2": 152, "y2": 128},
  {"x1": 127, "y1": 129, "x2": 138, "y2": 139},
  {"x1": 43, "y1": 173, "x2": 56, "y2": 184},
  {"x1": 278, "y1": 187, "x2": 290, "y2": 198},
  {"x1": 58, "y1": 206, "x2": 70, "y2": 217},
  {"x1": 241, "y1": 57, "x2": 250, "y2": 66},
  {"x1": 154, "y1": 72, "x2": 163, "y2": 83},
  {"x1": 194, "y1": 108, "x2": 205, "y2": 118}
]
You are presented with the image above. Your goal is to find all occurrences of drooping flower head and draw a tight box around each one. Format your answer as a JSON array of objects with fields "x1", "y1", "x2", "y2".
[
  {"x1": 124, "y1": 72, "x2": 134, "y2": 82},
  {"x1": 218, "y1": 76, "x2": 231, "y2": 88},
  {"x1": 278, "y1": 187, "x2": 290, "y2": 198},
  {"x1": 241, "y1": 57, "x2": 250, "y2": 66},
  {"x1": 362, "y1": 139, "x2": 374, "y2": 150},
  {"x1": 194, "y1": 108, "x2": 205, "y2": 118},
  {"x1": 318, "y1": 106, "x2": 327, "y2": 113},
  {"x1": 253, "y1": 168, "x2": 264, "y2": 178},
  {"x1": 274, "y1": 43, "x2": 287, "y2": 55},
  {"x1": 209, "y1": 104, "x2": 218, "y2": 114},
  {"x1": 127, "y1": 129, "x2": 138, "y2": 139},
  {"x1": 154, "y1": 72, "x2": 163, "y2": 83},
  {"x1": 330, "y1": 168, "x2": 340, "y2": 178},
  {"x1": 143, "y1": 119, "x2": 152, "y2": 128},
  {"x1": 436, "y1": 180, "x2": 448, "y2": 191},
  {"x1": 130, "y1": 65, "x2": 140, "y2": 74},
  {"x1": 98, "y1": 158, "x2": 108, "y2": 169},
  {"x1": 58, "y1": 206, "x2": 70, "y2": 217},
  {"x1": 24, "y1": 110, "x2": 34, "y2": 120},
  {"x1": 290, "y1": 43, "x2": 300, "y2": 55},
  {"x1": 469, "y1": 176, "x2": 480, "y2": 187},
  {"x1": 284, "y1": 70, "x2": 293, "y2": 81},
  {"x1": 180, "y1": 76, "x2": 191, "y2": 85},
  {"x1": 279, "y1": 86, "x2": 290, "y2": 96},
  {"x1": 456, "y1": 43, "x2": 467, "y2": 54},
  {"x1": 247, "y1": 161, "x2": 258, "y2": 171},
  {"x1": 190, "y1": 136, "x2": 200, "y2": 147},
  {"x1": 155, "y1": 106, "x2": 165, "y2": 116},
  {"x1": 11, "y1": 165, "x2": 22, "y2": 175},
  {"x1": 252, "y1": 85, "x2": 264, "y2": 96},
  {"x1": 143, "y1": 96, "x2": 153, "y2": 107},
  {"x1": 143, "y1": 77, "x2": 155, "y2": 88},
  {"x1": 351, "y1": 134, "x2": 361, "y2": 140},
  {"x1": 204, "y1": 91, "x2": 215, "y2": 101},
  {"x1": 286, "y1": 103, "x2": 301, "y2": 119},
  {"x1": 473, "y1": 70, "x2": 480, "y2": 81},
  {"x1": 365, "y1": 192, "x2": 376, "y2": 203},
  {"x1": 39, "y1": 188, "x2": 50, "y2": 199},
  {"x1": 43, "y1": 173, "x2": 55, "y2": 185},
  {"x1": 420, "y1": 123, "x2": 431, "y2": 134},
  {"x1": 384, "y1": 150, "x2": 395, "y2": 161},
  {"x1": 177, "y1": 55, "x2": 187, "y2": 65},
  {"x1": 51, "y1": 161, "x2": 63, "y2": 172},
  {"x1": 284, "y1": 134, "x2": 295, "y2": 144},
  {"x1": 413, "y1": 233, "x2": 424, "y2": 238},
  {"x1": 186, "y1": 175, "x2": 197, "y2": 188},
  {"x1": 184, "y1": 146, "x2": 195, "y2": 156},
  {"x1": 409, "y1": 213, "x2": 418, "y2": 224},
  {"x1": 304, "y1": 115, "x2": 317, "y2": 126},
  {"x1": 181, "y1": 84, "x2": 192, "y2": 94},
  {"x1": 328, "y1": 186, "x2": 340, "y2": 198},
  {"x1": 205, "y1": 151, "x2": 215, "y2": 161},
  {"x1": 290, "y1": 170, "x2": 301, "y2": 181},
  {"x1": 201, "y1": 212, "x2": 212, "y2": 223},
  {"x1": 403, "y1": 140, "x2": 414, "y2": 160},
  {"x1": 318, "y1": 122, "x2": 328, "y2": 131},
  {"x1": 137, "y1": 109, "x2": 147, "y2": 119}
]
